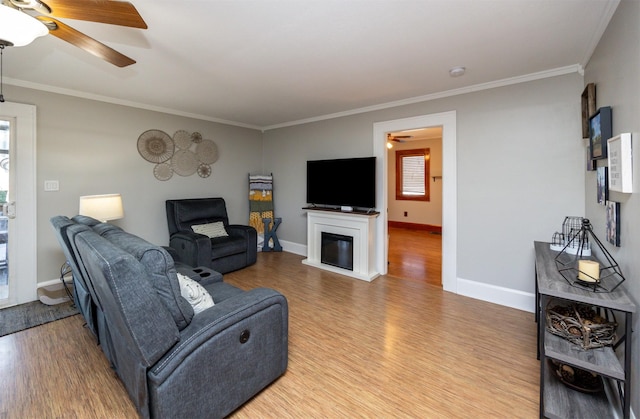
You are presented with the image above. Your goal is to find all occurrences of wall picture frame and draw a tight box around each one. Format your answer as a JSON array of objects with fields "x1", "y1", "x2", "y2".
[
  {"x1": 589, "y1": 106, "x2": 612, "y2": 160},
  {"x1": 607, "y1": 133, "x2": 633, "y2": 193},
  {"x1": 596, "y1": 166, "x2": 608, "y2": 205},
  {"x1": 606, "y1": 201, "x2": 620, "y2": 247},
  {"x1": 581, "y1": 83, "x2": 596, "y2": 138},
  {"x1": 586, "y1": 141, "x2": 597, "y2": 171}
]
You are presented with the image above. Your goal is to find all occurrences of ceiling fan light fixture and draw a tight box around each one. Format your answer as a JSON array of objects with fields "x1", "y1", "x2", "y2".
[
  {"x1": 0, "y1": 4, "x2": 48, "y2": 47},
  {"x1": 9, "y1": 0, "x2": 51, "y2": 14}
]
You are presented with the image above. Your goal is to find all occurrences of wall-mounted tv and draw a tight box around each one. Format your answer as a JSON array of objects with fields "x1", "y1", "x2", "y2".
[{"x1": 306, "y1": 157, "x2": 376, "y2": 210}]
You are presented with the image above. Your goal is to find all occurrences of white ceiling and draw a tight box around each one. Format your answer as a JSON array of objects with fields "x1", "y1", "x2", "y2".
[{"x1": 4, "y1": 0, "x2": 619, "y2": 130}]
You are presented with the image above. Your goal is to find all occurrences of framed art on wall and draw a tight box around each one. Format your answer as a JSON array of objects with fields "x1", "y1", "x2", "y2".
[
  {"x1": 586, "y1": 140, "x2": 597, "y2": 171},
  {"x1": 596, "y1": 166, "x2": 608, "y2": 205},
  {"x1": 606, "y1": 201, "x2": 620, "y2": 247},
  {"x1": 607, "y1": 133, "x2": 633, "y2": 193},
  {"x1": 587, "y1": 150, "x2": 597, "y2": 171},
  {"x1": 581, "y1": 83, "x2": 596, "y2": 138},
  {"x1": 589, "y1": 106, "x2": 612, "y2": 160}
]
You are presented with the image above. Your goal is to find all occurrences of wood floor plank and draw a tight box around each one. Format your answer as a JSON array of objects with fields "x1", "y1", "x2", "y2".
[{"x1": 0, "y1": 251, "x2": 539, "y2": 418}]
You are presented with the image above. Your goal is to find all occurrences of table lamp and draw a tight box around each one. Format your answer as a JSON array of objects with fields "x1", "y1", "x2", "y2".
[{"x1": 78, "y1": 193, "x2": 124, "y2": 222}]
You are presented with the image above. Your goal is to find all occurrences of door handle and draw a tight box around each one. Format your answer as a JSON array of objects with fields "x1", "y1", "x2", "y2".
[{"x1": 3, "y1": 201, "x2": 16, "y2": 219}]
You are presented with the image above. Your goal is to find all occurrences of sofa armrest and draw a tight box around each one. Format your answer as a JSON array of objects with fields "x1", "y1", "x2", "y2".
[
  {"x1": 162, "y1": 245, "x2": 182, "y2": 263},
  {"x1": 147, "y1": 288, "x2": 288, "y2": 418},
  {"x1": 174, "y1": 265, "x2": 223, "y2": 287},
  {"x1": 228, "y1": 225, "x2": 258, "y2": 265},
  {"x1": 228, "y1": 224, "x2": 257, "y2": 243},
  {"x1": 168, "y1": 231, "x2": 211, "y2": 267},
  {"x1": 192, "y1": 266, "x2": 223, "y2": 286}
]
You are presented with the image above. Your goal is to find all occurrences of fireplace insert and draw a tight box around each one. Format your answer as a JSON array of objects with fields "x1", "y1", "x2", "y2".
[{"x1": 321, "y1": 232, "x2": 353, "y2": 271}]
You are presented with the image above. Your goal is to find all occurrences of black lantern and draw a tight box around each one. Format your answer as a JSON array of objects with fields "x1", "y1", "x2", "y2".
[{"x1": 554, "y1": 218, "x2": 625, "y2": 293}]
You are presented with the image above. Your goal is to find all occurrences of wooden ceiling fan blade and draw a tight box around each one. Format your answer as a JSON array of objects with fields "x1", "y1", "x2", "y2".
[
  {"x1": 42, "y1": 0, "x2": 147, "y2": 28},
  {"x1": 38, "y1": 17, "x2": 136, "y2": 67},
  {"x1": 387, "y1": 134, "x2": 412, "y2": 140}
]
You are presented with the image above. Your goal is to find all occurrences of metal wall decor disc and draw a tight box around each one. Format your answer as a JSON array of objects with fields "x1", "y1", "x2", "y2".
[
  {"x1": 197, "y1": 163, "x2": 212, "y2": 178},
  {"x1": 154, "y1": 163, "x2": 173, "y2": 181},
  {"x1": 138, "y1": 130, "x2": 174, "y2": 163},
  {"x1": 171, "y1": 149, "x2": 198, "y2": 176},
  {"x1": 191, "y1": 132, "x2": 203, "y2": 143},
  {"x1": 196, "y1": 139, "x2": 219, "y2": 164},
  {"x1": 173, "y1": 130, "x2": 192, "y2": 149}
]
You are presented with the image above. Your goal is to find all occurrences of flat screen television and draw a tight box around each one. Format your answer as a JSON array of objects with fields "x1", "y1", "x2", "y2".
[{"x1": 306, "y1": 156, "x2": 376, "y2": 210}]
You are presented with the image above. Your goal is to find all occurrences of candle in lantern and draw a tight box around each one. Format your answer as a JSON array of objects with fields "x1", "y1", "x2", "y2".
[{"x1": 578, "y1": 260, "x2": 600, "y2": 282}]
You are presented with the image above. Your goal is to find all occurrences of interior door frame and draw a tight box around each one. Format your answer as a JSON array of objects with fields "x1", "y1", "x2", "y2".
[
  {"x1": 0, "y1": 102, "x2": 38, "y2": 307},
  {"x1": 373, "y1": 111, "x2": 457, "y2": 293}
]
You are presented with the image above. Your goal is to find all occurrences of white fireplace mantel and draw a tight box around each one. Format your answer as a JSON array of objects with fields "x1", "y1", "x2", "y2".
[{"x1": 302, "y1": 209, "x2": 379, "y2": 281}]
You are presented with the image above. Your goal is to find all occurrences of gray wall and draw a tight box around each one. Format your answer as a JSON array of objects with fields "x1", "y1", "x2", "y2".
[
  {"x1": 263, "y1": 73, "x2": 585, "y2": 298},
  {"x1": 5, "y1": 85, "x2": 263, "y2": 284},
  {"x1": 584, "y1": 0, "x2": 639, "y2": 415}
]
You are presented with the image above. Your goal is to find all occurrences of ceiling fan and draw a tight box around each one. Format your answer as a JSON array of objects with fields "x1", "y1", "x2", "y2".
[
  {"x1": 387, "y1": 133, "x2": 412, "y2": 143},
  {"x1": 2, "y1": 0, "x2": 147, "y2": 67}
]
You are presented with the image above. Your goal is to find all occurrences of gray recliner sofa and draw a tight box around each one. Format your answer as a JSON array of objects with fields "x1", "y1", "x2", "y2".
[{"x1": 50, "y1": 215, "x2": 288, "y2": 419}]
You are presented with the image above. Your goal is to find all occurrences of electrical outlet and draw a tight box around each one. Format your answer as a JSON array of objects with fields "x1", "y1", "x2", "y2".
[
  {"x1": 44, "y1": 180, "x2": 59, "y2": 191},
  {"x1": 404, "y1": 211, "x2": 408, "y2": 217}
]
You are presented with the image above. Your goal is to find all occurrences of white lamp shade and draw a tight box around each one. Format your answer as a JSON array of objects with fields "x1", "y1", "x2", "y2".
[
  {"x1": 0, "y1": 5, "x2": 48, "y2": 47},
  {"x1": 79, "y1": 194, "x2": 124, "y2": 222}
]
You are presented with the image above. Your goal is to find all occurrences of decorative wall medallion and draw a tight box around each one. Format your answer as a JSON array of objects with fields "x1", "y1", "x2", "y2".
[
  {"x1": 191, "y1": 132, "x2": 203, "y2": 143},
  {"x1": 138, "y1": 129, "x2": 219, "y2": 180},
  {"x1": 173, "y1": 130, "x2": 192, "y2": 150},
  {"x1": 196, "y1": 139, "x2": 219, "y2": 164},
  {"x1": 172, "y1": 149, "x2": 198, "y2": 176},
  {"x1": 138, "y1": 130, "x2": 174, "y2": 163},
  {"x1": 197, "y1": 163, "x2": 212, "y2": 178},
  {"x1": 154, "y1": 162, "x2": 173, "y2": 181}
]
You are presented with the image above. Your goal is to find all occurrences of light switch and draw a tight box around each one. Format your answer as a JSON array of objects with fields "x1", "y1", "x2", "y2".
[{"x1": 44, "y1": 180, "x2": 59, "y2": 191}]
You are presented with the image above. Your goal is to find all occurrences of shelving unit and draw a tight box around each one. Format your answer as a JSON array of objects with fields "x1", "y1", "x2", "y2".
[{"x1": 534, "y1": 241, "x2": 635, "y2": 419}]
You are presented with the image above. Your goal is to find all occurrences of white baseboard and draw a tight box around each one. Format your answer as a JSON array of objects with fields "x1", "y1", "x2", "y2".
[
  {"x1": 279, "y1": 240, "x2": 306, "y2": 256},
  {"x1": 257, "y1": 239, "x2": 306, "y2": 256},
  {"x1": 38, "y1": 276, "x2": 72, "y2": 289},
  {"x1": 456, "y1": 277, "x2": 536, "y2": 313}
]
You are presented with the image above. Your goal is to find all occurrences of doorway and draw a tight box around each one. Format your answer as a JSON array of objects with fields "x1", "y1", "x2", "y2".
[
  {"x1": 386, "y1": 126, "x2": 442, "y2": 285},
  {"x1": 0, "y1": 102, "x2": 38, "y2": 308},
  {"x1": 373, "y1": 111, "x2": 457, "y2": 293}
]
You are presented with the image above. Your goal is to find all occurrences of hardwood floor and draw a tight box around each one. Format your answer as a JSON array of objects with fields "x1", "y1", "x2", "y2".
[
  {"x1": 387, "y1": 226, "x2": 442, "y2": 286},
  {"x1": 0, "y1": 251, "x2": 539, "y2": 418}
]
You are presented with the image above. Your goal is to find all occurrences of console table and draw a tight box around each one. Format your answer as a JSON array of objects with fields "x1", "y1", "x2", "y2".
[{"x1": 534, "y1": 241, "x2": 635, "y2": 419}]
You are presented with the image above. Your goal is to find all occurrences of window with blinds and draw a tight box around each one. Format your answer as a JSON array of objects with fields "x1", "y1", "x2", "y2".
[{"x1": 395, "y1": 148, "x2": 430, "y2": 201}]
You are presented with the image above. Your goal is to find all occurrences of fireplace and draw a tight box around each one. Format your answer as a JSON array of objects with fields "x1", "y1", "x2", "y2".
[
  {"x1": 302, "y1": 209, "x2": 379, "y2": 281},
  {"x1": 321, "y1": 232, "x2": 353, "y2": 271}
]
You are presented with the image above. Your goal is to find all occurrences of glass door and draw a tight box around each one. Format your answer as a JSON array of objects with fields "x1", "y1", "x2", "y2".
[
  {"x1": 0, "y1": 102, "x2": 37, "y2": 308},
  {"x1": 0, "y1": 120, "x2": 9, "y2": 300}
]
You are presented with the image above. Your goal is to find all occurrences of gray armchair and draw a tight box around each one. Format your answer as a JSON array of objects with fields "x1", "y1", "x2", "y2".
[{"x1": 166, "y1": 197, "x2": 257, "y2": 273}]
